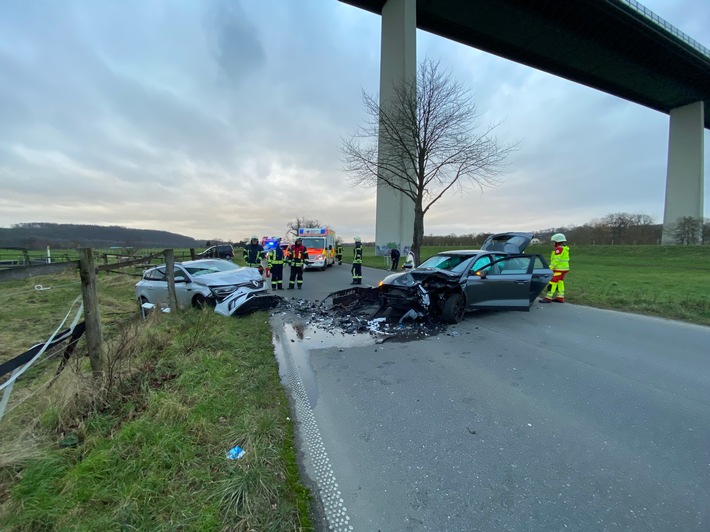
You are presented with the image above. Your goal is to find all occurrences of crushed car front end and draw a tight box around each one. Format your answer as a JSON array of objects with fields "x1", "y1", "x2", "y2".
[{"x1": 378, "y1": 269, "x2": 464, "y2": 319}]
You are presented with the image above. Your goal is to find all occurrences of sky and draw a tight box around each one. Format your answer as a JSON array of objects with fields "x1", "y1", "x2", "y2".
[{"x1": 1, "y1": 0, "x2": 709, "y2": 243}]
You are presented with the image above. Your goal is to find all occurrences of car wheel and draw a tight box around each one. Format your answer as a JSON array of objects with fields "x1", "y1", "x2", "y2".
[
  {"x1": 192, "y1": 294, "x2": 207, "y2": 310},
  {"x1": 441, "y1": 293, "x2": 465, "y2": 324},
  {"x1": 225, "y1": 254, "x2": 233, "y2": 260}
]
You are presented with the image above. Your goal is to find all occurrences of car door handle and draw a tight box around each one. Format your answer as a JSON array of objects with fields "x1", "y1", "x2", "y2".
[{"x1": 514, "y1": 280, "x2": 527, "y2": 285}]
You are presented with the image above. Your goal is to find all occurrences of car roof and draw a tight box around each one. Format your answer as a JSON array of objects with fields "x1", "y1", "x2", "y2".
[{"x1": 434, "y1": 250, "x2": 485, "y2": 256}]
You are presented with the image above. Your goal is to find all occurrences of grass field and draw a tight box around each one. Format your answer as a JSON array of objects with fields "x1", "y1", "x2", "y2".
[
  {"x1": 0, "y1": 270, "x2": 311, "y2": 530},
  {"x1": 1, "y1": 244, "x2": 708, "y2": 530}
]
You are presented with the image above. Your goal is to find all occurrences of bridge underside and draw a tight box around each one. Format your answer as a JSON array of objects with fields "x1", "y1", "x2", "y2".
[
  {"x1": 341, "y1": 0, "x2": 709, "y2": 245},
  {"x1": 343, "y1": 0, "x2": 710, "y2": 127}
]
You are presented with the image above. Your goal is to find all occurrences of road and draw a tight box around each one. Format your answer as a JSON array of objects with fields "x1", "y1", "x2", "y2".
[{"x1": 271, "y1": 262, "x2": 710, "y2": 531}]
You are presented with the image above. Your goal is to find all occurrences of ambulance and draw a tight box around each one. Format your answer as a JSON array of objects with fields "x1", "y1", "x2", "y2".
[{"x1": 298, "y1": 227, "x2": 337, "y2": 270}]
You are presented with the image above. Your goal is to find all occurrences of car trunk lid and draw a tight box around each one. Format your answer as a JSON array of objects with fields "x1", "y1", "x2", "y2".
[{"x1": 481, "y1": 232, "x2": 533, "y2": 253}]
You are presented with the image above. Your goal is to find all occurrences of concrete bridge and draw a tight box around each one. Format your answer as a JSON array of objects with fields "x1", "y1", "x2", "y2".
[{"x1": 341, "y1": 0, "x2": 710, "y2": 246}]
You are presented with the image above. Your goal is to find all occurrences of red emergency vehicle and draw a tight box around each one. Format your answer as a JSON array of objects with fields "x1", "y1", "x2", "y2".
[{"x1": 298, "y1": 227, "x2": 337, "y2": 270}]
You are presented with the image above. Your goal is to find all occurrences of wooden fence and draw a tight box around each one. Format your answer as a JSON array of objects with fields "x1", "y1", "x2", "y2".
[{"x1": 0, "y1": 248, "x2": 176, "y2": 376}]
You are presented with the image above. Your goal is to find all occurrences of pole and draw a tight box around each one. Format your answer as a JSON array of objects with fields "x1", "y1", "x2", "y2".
[{"x1": 79, "y1": 248, "x2": 104, "y2": 378}]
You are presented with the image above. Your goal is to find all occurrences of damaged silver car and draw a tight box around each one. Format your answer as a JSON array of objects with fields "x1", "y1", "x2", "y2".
[
  {"x1": 376, "y1": 232, "x2": 553, "y2": 324},
  {"x1": 135, "y1": 259, "x2": 280, "y2": 316}
]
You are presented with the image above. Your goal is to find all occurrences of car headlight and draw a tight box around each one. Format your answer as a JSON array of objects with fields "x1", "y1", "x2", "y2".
[{"x1": 211, "y1": 285, "x2": 238, "y2": 297}]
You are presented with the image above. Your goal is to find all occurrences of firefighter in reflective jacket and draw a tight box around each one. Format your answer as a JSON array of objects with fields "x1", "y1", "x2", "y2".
[
  {"x1": 335, "y1": 243, "x2": 344, "y2": 265},
  {"x1": 267, "y1": 242, "x2": 285, "y2": 290},
  {"x1": 351, "y1": 236, "x2": 363, "y2": 284},
  {"x1": 288, "y1": 237, "x2": 308, "y2": 289},
  {"x1": 243, "y1": 235, "x2": 265, "y2": 270},
  {"x1": 540, "y1": 233, "x2": 570, "y2": 303}
]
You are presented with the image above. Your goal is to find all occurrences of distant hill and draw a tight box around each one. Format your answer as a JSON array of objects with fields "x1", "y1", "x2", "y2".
[{"x1": 0, "y1": 223, "x2": 203, "y2": 250}]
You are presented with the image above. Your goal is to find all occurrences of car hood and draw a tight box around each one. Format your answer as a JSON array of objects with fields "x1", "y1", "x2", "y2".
[
  {"x1": 481, "y1": 232, "x2": 533, "y2": 253},
  {"x1": 381, "y1": 268, "x2": 460, "y2": 287},
  {"x1": 191, "y1": 267, "x2": 263, "y2": 287}
]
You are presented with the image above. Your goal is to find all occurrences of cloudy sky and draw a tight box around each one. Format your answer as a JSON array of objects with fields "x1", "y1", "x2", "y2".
[{"x1": 1, "y1": 0, "x2": 708, "y2": 242}]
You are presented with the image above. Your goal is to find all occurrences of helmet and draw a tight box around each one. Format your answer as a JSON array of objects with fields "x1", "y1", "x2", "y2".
[
  {"x1": 551, "y1": 233, "x2": 567, "y2": 243},
  {"x1": 250, "y1": 235, "x2": 258, "y2": 241},
  {"x1": 295, "y1": 237, "x2": 302, "y2": 243},
  {"x1": 354, "y1": 236, "x2": 361, "y2": 242}
]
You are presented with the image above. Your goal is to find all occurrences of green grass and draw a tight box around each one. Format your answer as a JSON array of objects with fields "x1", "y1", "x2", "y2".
[
  {"x1": 352, "y1": 244, "x2": 710, "y2": 326},
  {"x1": 0, "y1": 310, "x2": 311, "y2": 531}
]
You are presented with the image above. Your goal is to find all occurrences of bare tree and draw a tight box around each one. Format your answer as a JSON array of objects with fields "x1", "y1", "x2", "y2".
[
  {"x1": 286, "y1": 217, "x2": 322, "y2": 239},
  {"x1": 672, "y1": 216, "x2": 702, "y2": 245},
  {"x1": 340, "y1": 59, "x2": 516, "y2": 263}
]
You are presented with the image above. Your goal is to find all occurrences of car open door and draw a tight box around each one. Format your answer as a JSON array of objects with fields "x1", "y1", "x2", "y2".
[{"x1": 464, "y1": 255, "x2": 536, "y2": 310}]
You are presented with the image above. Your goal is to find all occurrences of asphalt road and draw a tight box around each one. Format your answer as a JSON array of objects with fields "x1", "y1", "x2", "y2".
[{"x1": 272, "y1": 263, "x2": 710, "y2": 531}]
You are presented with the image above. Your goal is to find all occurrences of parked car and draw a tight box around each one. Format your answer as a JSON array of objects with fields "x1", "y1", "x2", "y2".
[
  {"x1": 196, "y1": 244, "x2": 234, "y2": 260},
  {"x1": 377, "y1": 232, "x2": 553, "y2": 324},
  {"x1": 135, "y1": 259, "x2": 279, "y2": 316}
]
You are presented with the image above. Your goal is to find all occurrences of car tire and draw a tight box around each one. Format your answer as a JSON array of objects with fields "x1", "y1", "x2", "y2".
[
  {"x1": 192, "y1": 294, "x2": 207, "y2": 310},
  {"x1": 225, "y1": 254, "x2": 233, "y2": 260},
  {"x1": 441, "y1": 293, "x2": 465, "y2": 324}
]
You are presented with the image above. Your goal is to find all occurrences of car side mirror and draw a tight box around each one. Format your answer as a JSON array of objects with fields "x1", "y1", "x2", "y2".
[
  {"x1": 476, "y1": 270, "x2": 488, "y2": 279},
  {"x1": 174, "y1": 276, "x2": 187, "y2": 283}
]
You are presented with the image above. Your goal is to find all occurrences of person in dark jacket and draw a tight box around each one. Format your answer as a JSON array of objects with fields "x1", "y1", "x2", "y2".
[
  {"x1": 267, "y1": 241, "x2": 285, "y2": 290},
  {"x1": 351, "y1": 236, "x2": 363, "y2": 284},
  {"x1": 390, "y1": 247, "x2": 401, "y2": 271},
  {"x1": 335, "y1": 243, "x2": 344, "y2": 265},
  {"x1": 288, "y1": 237, "x2": 309, "y2": 289},
  {"x1": 243, "y1": 235, "x2": 265, "y2": 270}
]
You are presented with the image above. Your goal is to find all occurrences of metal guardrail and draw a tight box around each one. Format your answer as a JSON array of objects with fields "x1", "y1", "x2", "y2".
[{"x1": 619, "y1": 0, "x2": 710, "y2": 59}]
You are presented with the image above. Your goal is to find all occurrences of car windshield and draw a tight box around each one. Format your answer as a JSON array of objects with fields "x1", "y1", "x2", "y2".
[
  {"x1": 183, "y1": 260, "x2": 240, "y2": 276},
  {"x1": 418, "y1": 254, "x2": 471, "y2": 273},
  {"x1": 300, "y1": 237, "x2": 325, "y2": 249}
]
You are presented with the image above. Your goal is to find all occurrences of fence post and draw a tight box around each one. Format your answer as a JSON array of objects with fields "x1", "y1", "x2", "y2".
[
  {"x1": 190, "y1": 248, "x2": 196, "y2": 260},
  {"x1": 79, "y1": 248, "x2": 104, "y2": 378},
  {"x1": 164, "y1": 249, "x2": 178, "y2": 312}
]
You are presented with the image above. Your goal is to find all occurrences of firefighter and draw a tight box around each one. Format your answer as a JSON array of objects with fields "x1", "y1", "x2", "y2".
[
  {"x1": 267, "y1": 240, "x2": 285, "y2": 290},
  {"x1": 351, "y1": 236, "x2": 363, "y2": 284},
  {"x1": 540, "y1": 233, "x2": 570, "y2": 303},
  {"x1": 287, "y1": 237, "x2": 308, "y2": 289},
  {"x1": 335, "y1": 242, "x2": 344, "y2": 265},
  {"x1": 243, "y1": 235, "x2": 265, "y2": 271}
]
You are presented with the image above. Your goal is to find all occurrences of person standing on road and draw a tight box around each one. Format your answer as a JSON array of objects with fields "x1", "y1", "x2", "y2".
[
  {"x1": 540, "y1": 233, "x2": 570, "y2": 303},
  {"x1": 402, "y1": 247, "x2": 415, "y2": 270},
  {"x1": 243, "y1": 235, "x2": 265, "y2": 271},
  {"x1": 390, "y1": 246, "x2": 401, "y2": 271},
  {"x1": 267, "y1": 240, "x2": 285, "y2": 290},
  {"x1": 335, "y1": 242, "x2": 344, "y2": 265},
  {"x1": 288, "y1": 237, "x2": 308, "y2": 289},
  {"x1": 351, "y1": 236, "x2": 363, "y2": 284}
]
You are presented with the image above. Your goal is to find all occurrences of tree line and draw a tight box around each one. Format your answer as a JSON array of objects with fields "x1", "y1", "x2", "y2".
[
  {"x1": 0, "y1": 223, "x2": 202, "y2": 250},
  {"x1": 421, "y1": 213, "x2": 710, "y2": 247}
]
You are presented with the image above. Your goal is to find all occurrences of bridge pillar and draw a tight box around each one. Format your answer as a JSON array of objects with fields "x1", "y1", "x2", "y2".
[
  {"x1": 375, "y1": 0, "x2": 416, "y2": 256},
  {"x1": 661, "y1": 101, "x2": 705, "y2": 244}
]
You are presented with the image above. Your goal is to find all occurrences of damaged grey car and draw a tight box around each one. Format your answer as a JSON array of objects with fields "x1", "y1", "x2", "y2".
[{"x1": 376, "y1": 232, "x2": 553, "y2": 324}]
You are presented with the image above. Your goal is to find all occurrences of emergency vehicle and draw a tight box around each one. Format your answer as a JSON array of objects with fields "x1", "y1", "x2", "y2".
[{"x1": 298, "y1": 227, "x2": 337, "y2": 270}]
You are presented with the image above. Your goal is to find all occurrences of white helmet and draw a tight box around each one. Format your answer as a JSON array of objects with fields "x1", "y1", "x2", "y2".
[
  {"x1": 551, "y1": 233, "x2": 567, "y2": 243},
  {"x1": 354, "y1": 236, "x2": 361, "y2": 242}
]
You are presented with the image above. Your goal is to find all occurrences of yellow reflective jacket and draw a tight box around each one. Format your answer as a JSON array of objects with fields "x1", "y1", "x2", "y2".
[{"x1": 549, "y1": 245, "x2": 570, "y2": 271}]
